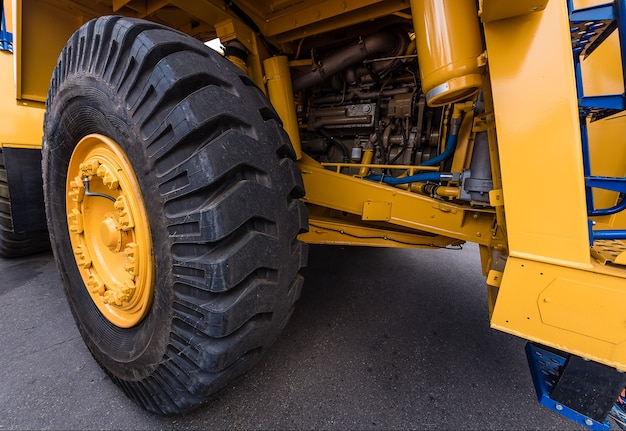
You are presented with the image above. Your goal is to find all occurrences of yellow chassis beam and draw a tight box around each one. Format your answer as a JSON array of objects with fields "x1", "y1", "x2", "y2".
[
  {"x1": 297, "y1": 154, "x2": 498, "y2": 247},
  {"x1": 301, "y1": 205, "x2": 465, "y2": 249}
]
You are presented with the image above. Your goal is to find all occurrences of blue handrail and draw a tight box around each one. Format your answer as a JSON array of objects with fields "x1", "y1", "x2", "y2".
[
  {"x1": 569, "y1": 0, "x2": 626, "y2": 243},
  {"x1": 0, "y1": 0, "x2": 12, "y2": 53}
]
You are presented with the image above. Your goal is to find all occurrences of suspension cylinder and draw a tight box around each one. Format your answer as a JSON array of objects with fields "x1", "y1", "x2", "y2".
[
  {"x1": 411, "y1": 0, "x2": 484, "y2": 107},
  {"x1": 264, "y1": 55, "x2": 302, "y2": 159}
]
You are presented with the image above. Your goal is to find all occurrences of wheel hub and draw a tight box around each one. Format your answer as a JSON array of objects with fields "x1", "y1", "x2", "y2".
[
  {"x1": 66, "y1": 134, "x2": 154, "y2": 328},
  {"x1": 100, "y1": 215, "x2": 121, "y2": 251}
]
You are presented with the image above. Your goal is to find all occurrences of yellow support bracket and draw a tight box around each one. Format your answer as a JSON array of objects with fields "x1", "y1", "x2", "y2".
[
  {"x1": 486, "y1": 269, "x2": 503, "y2": 287},
  {"x1": 362, "y1": 201, "x2": 392, "y2": 221},
  {"x1": 492, "y1": 256, "x2": 626, "y2": 371},
  {"x1": 215, "y1": 18, "x2": 268, "y2": 92},
  {"x1": 300, "y1": 206, "x2": 465, "y2": 249},
  {"x1": 489, "y1": 189, "x2": 504, "y2": 207},
  {"x1": 297, "y1": 155, "x2": 497, "y2": 246},
  {"x1": 111, "y1": 0, "x2": 168, "y2": 16},
  {"x1": 478, "y1": 0, "x2": 549, "y2": 23}
]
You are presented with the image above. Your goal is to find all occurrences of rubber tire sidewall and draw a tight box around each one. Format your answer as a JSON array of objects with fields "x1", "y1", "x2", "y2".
[{"x1": 44, "y1": 73, "x2": 171, "y2": 378}]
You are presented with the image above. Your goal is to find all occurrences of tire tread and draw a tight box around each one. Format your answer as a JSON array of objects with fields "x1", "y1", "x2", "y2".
[
  {"x1": 44, "y1": 15, "x2": 307, "y2": 414},
  {"x1": 0, "y1": 149, "x2": 50, "y2": 258}
]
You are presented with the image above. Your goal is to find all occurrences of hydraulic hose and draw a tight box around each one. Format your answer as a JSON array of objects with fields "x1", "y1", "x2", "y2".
[
  {"x1": 364, "y1": 102, "x2": 471, "y2": 186},
  {"x1": 420, "y1": 132, "x2": 458, "y2": 166},
  {"x1": 365, "y1": 172, "x2": 449, "y2": 185},
  {"x1": 420, "y1": 103, "x2": 466, "y2": 166}
]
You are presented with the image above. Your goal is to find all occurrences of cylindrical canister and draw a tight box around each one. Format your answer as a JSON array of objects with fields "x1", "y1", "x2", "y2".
[
  {"x1": 264, "y1": 56, "x2": 302, "y2": 159},
  {"x1": 411, "y1": 0, "x2": 484, "y2": 107}
]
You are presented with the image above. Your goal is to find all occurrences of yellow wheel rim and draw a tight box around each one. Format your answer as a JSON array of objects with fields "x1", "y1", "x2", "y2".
[{"x1": 66, "y1": 134, "x2": 154, "y2": 328}]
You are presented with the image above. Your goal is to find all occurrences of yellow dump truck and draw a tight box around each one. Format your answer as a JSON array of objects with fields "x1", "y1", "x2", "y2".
[{"x1": 3, "y1": 0, "x2": 626, "y2": 428}]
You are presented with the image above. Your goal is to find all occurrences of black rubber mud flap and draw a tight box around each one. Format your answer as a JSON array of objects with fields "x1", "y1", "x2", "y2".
[{"x1": 526, "y1": 342, "x2": 626, "y2": 430}]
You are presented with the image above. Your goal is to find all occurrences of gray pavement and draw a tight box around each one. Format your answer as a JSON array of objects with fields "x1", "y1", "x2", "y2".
[{"x1": 0, "y1": 242, "x2": 594, "y2": 430}]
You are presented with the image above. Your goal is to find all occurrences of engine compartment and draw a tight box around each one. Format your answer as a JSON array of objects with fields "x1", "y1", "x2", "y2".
[{"x1": 289, "y1": 29, "x2": 494, "y2": 206}]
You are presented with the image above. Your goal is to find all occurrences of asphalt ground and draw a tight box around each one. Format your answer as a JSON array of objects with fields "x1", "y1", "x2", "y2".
[{"x1": 0, "y1": 242, "x2": 597, "y2": 430}]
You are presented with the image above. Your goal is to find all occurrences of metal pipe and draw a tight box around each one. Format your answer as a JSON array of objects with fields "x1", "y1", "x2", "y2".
[
  {"x1": 310, "y1": 115, "x2": 372, "y2": 129},
  {"x1": 292, "y1": 32, "x2": 405, "y2": 92},
  {"x1": 365, "y1": 172, "x2": 446, "y2": 185},
  {"x1": 264, "y1": 55, "x2": 302, "y2": 159},
  {"x1": 312, "y1": 86, "x2": 413, "y2": 104},
  {"x1": 358, "y1": 149, "x2": 375, "y2": 177},
  {"x1": 420, "y1": 102, "x2": 468, "y2": 167}
]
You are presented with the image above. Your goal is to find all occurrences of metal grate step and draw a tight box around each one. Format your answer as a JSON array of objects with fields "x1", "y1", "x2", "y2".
[
  {"x1": 591, "y1": 239, "x2": 626, "y2": 265},
  {"x1": 571, "y1": 19, "x2": 616, "y2": 58},
  {"x1": 569, "y1": 0, "x2": 626, "y2": 243},
  {"x1": 570, "y1": 3, "x2": 617, "y2": 58}
]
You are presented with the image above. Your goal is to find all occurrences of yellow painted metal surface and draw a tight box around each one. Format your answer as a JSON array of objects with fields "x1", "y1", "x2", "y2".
[
  {"x1": 9, "y1": 0, "x2": 626, "y2": 380},
  {"x1": 484, "y1": 0, "x2": 626, "y2": 370},
  {"x1": 215, "y1": 18, "x2": 268, "y2": 91},
  {"x1": 0, "y1": 2, "x2": 43, "y2": 149},
  {"x1": 411, "y1": 0, "x2": 484, "y2": 106},
  {"x1": 112, "y1": 0, "x2": 169, "y2": 15},
  {"x1": 18, "y1": 0, "x2": 413, "y2": 47},
  {"x1": 15, "y1": 0, "x2": 83, "y2": 102},
  {"x1": 264, "y1": 55, "x2": 302, "y2": 159},
  {"x1": 362, "y1": 201, "x2": 392, "y2": 221},
  {"x1": 297, "y1": 154, "x2": 497, "y2": 247},
  {"x1": 14, "y1": 0, "x2": 414, "y2": 97},
  {"x1": 66, "y1": 134, "x2": 154, "y2": 328},
  {"x1": 491, "y1": 256, "x2": 626, "y2": 370},
  {"x1": 591, "y1": 239, "x2": 626, "y2": 265},
  {"x1": 478, "y1": 0, "x2": 549, "y2": 22},
  {"x1": 0, "y1": 53, "x2": 43, "y2": 148},
  {"x1": 252, "y1": 0, "x2": 410, "y2": 43},
  {"x1": 321, "y1": 162, "x2": 439, "y2": 174},
  {"x1": 483, "y1": 0, "x2": 591, "y2": 268},
  {"x1": 358, "y1": 150, "x2": 374, "y2": 177},
  {"x1": 301, "y1": 205, "x2": 464, "y2": 249}
]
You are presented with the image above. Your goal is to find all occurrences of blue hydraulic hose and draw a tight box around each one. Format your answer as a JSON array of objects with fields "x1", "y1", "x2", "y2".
[
  {"x1": 420, "y1": 131, "x2": 459, "y2": 166},
  {"x1": 365, "y1": 107, "x2": 465, "y2": 186},
  {"x1": 364, "y1": 127, "x2": 459, "y2": 185},
  {"x1": 365, "y1": 172, "x2": 445, "y2": 185}
]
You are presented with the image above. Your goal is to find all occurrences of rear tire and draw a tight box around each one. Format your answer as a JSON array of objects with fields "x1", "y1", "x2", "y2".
[
  {"x1": 0, "y1": 149, "x2": 50, "y2": 258},
  {"x1": 43, "y1": 16, "x2": 307, "y2": 414}
]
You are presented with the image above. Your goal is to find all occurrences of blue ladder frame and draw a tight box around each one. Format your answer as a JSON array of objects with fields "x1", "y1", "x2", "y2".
[
  {"x1": 568, "y1": 0, "x2": 626, "y2": 242},
  {"x1": 526, "y1": 343, "x2": 612, "y2": 430},
  {"x1": 0, "y1": 0, "x2": 12, "y2": 53}
]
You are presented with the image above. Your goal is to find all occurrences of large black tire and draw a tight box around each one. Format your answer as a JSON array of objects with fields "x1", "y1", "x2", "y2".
[
  {"x1": 0, "y1": 149, "x2": 50, "y2": 258},
  {"x1": 43, "y1": 16, "x2": 308, "y2": 414}
]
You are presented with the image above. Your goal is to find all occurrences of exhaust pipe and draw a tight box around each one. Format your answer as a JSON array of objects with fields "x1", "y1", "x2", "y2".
[{"x1": 292, "y1": 31, "x2": 407, "y2": 92}]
